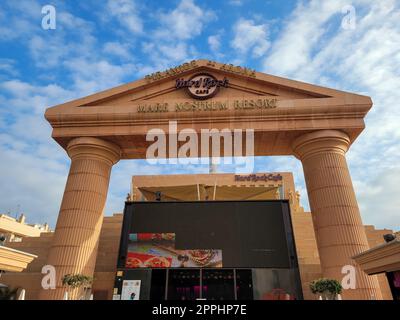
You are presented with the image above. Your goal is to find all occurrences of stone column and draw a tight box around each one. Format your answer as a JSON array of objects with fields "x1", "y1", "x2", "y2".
[
  {"x1": 292, "y1": 130, "x2": 382, "y2": 300},
  {"x1": 40, "y1": 137, "x2": 120, "y2": 300}
]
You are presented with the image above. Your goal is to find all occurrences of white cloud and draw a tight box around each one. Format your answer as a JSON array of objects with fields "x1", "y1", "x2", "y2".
[
  {"x1": 103, "y1": 41, "x2": 132, "y2": 60},
  {"x1": 208, "y1": 34, "x2": 221, "y2": 52},
  {"x1": 231, "y1": 18, "x2": 270, "y2": 58},
  {"x1": 141, "y1": 41, "x2": 195, "y2": 71},
  {"x1": 263, "y1": 0, "x2": 348, "y2": 75},
  {"x1": 64, "y1": 58, "x2": 138, "y2": 95},
  {"x1": 106, "y1": 0, "x2": 143, "y2": 34},
  {"x1": 140, "y1": 0, "x2": 215, "y2": 68},
  {"x1": 25, "y1": 3, "x2": 95, "y2": 69},
  {"x1": 0, "y1": 79, "x2": 75, "y2": 226},
  {"x1": 0, "y1": 1, "x2": 41, "y2": 41},
  {"x1": 229, "y1": 0, "x2": 243, "y2": 6},
  {"x1": 154, "y1": 0, "x2": 215, "y2": 41},
  {"x1": 0, "y1": 59, "x2": 19, "y2": 78},
  {"x1": 57, "y1": 11, "x2": 93, "y2": 31},
  {"x1": 0, "y1": 144, "x2": 68, "y2": 226},
  {"x1": 354, "y1": 169, "x2": 400, "y2": 230},
  {"x1": 1, "y1": 80, "x2": 74, "y2": 114}
]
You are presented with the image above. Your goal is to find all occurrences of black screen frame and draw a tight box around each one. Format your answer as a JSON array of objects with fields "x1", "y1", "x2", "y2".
[{"x1": 117, "y1": 200, "x2": 300, "y2": 270}]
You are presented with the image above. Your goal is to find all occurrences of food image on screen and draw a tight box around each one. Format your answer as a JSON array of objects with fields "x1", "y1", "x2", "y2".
[
  {"x1": 126, "y1": 256, "x2": 143, "y2": 268},
  {"x1": 144, "y1": 256, "x2": 171, "y2": 268},
  {"x1": 125, "y1": 233, "x2": 223, "y2": 268}
]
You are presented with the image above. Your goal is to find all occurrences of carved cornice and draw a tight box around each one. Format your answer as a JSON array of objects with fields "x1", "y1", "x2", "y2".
[
  {"x1": 0, "y1": 246, "x2": 37, "y2": 272},
  {"x1": 353, "y1": 240, "x2": 400, "y2": 274},
  {"x1": 45, "y1": 97, "x2": 371, "y2": 129}
]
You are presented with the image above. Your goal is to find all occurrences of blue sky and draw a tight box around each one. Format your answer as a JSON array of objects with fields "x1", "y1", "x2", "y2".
[{"x1": 0, "y1": 0, "x2": 399, "y2": 230}]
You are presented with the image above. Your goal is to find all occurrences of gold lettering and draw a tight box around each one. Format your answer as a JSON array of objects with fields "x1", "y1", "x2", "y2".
[
  {"x1": 232, "y1": 99, "x2": 277, "y2": 110},
  {"x1": 137, "y1": 103, "x2": 168, "y2": 113}
]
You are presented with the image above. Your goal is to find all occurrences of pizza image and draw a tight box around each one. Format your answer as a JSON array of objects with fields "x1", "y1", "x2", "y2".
[
  {"x1": 144, "y1": 256, "x2": 171, "y2": 268},
  {"x1": 188, "y1": 250, "x2": 215, "y2": 266},
  {"x1": 126, "y1": 233, "x2": 222, "y2": 268},
  {"x1": 126, "y1": 257, "x2": 143, "y2": 268},
  {"x1": 162, "y1": 233, "x2": 175, "y2": 241}
]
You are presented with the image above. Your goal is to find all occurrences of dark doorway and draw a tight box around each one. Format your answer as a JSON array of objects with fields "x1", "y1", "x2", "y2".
[
  {"x1": 150, "y1": 269, "x2": 167, "y2": 300},
  {"x1": 167, "y1": 269, "x2": 201, "y2": 300},
  {"x1": 202, "y1": 269, "x2": 235, "y2": 300},
  {"x1": 386, "y1": 271, "x2": 400, "y2": 300},
  {"x1": 236, "y1": 269, "x2": 253, "y2": 300}
]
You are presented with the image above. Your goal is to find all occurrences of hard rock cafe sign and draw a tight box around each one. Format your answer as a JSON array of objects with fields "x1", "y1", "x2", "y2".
[
  {"x1": 234, "y1": 174, "x2": 283, "y2": 182},
  {"x1": 138, "y1": 60, "x2": 278, "y2": 113},
  {"x1": 175, "y1": 73, "x2": 229, "y2": 100}
]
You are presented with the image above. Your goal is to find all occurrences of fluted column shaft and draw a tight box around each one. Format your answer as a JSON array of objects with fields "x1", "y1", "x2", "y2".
[
  {"x1": 40, "y1": 137, "x2": 120, "y2": 300},
  {"x1": 292, "y1": 130, "x2": 381, "y2": 300}
]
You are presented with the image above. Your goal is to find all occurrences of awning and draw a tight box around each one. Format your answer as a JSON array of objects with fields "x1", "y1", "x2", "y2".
[{"x1": 138, "y1": 184, "x2": 280, "y2": 201}]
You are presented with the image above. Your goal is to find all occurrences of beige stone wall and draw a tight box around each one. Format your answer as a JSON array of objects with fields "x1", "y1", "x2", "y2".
[
  {"x1": 0, "y1": 233, "x2": 52, "y2": 299},
  {"x1": 364, "y1": 226, "x2": 393, "y2": 300},
  {"x1": 92, "y1": 214, "x2": 123, "y2": 300},
  {"x1": 291, "y1": 210, "x2": 322, "y2": 300}
]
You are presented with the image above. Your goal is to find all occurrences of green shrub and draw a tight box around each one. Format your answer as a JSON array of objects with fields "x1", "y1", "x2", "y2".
[
  {"x1": 62, "y1": 274, "x2": 93, "y2": 289},
  {"x1": 310, "y1": 278, "x2": 342, "y2": 295}
]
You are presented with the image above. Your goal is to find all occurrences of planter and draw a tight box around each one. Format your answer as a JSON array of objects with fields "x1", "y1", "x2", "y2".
[
  {"x1": 320, "y1": 290, "x2": 338, "y2": 300},
  {"x1": 62, "y1": 274, "x2": 93, "y2": 300}
]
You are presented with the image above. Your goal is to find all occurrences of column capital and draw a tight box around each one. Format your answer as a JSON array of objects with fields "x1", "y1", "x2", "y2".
[
  {"x1": 292, "y1": 130, "x2": 350, "y2": 160},
  {"x1": 67, "y1": 137, "x2": 121, "y2": 165}
]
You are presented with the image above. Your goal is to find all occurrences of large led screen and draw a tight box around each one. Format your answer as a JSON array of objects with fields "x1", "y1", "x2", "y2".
[{"x1": 117, "y1": 200, "x2": 298, "y2": 269}]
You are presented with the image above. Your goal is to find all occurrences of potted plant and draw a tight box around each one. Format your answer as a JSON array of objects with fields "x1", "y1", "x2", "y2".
[
  {"x1": 310, "y1": 278, "x2": 342, "y2": 300},
  {"x1": 62, "y1": 274, "x2": 93, "y2": 300}
]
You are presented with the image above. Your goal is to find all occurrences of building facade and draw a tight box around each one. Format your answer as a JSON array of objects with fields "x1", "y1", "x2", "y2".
[{"x1": 2, "y1": 59, "x2": 390, "y2": 299}]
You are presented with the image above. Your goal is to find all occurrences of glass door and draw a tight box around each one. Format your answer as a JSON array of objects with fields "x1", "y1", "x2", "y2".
[
  {"x1": 167, "y1": 269, "x2": 201, "y2": 300},
  {"x1": 202, "y1": 269, "x2": 235, "y2": 300}
]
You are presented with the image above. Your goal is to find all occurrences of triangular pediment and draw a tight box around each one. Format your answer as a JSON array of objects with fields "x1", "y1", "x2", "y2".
[
  {"x1": 47, "y1": 59, "x2": 369, "y2": 111},
  {"x1": 45, "y1": 59, "x2": 372, "y2": 157}
]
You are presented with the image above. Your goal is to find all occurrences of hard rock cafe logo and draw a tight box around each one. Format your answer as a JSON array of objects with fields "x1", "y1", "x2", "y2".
[
  {"x1": 234, "y1": 174, "x2": 283, "y2": 182},
  {"x1": 175, "y1": 73, "x2": 229, "y2": 100}
]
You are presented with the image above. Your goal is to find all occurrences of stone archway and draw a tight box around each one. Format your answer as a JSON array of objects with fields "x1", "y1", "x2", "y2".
[{"x1": 40, "y1": 59, "x2": 381, "y2": 300}]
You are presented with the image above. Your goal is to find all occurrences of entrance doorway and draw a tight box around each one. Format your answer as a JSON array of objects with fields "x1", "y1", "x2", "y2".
[
  {"x1": 168, "y1": 269, "x2": 201, "y2": 300},
  {"x1": 148, "y1": 268, "x2": 253, "y2": 300},
  {"x1": 202, "y1": 269, "x2": 235, "y2": 300}
]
